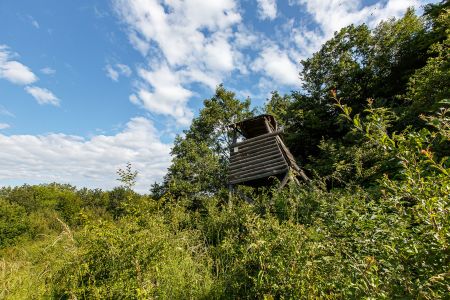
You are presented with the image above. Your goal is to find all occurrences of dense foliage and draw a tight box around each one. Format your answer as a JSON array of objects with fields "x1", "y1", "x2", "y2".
[{"x1": 1, "y1": 3, "x2": 449, "y2": 299}]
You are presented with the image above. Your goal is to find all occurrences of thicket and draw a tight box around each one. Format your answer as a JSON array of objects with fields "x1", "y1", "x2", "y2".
[{"x1": 1, "y1": 2, "x2": 449, "y2": 299}]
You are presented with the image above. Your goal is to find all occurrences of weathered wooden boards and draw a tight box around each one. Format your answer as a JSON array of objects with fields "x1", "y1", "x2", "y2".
[
  {"x1": 228, "y1": 115, "x2": 309, "y2": 190},
  {"x1": 227, "y1": 114, "x2": 308, "y2": 188},
  {"x1": 228, "y1": 134, "x2": 288, "y2": 184}
]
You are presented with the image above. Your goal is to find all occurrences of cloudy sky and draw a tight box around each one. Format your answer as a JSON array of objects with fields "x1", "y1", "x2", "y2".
[{"x1": 0, "y1": 0, "x2": 437, "y2": 192}]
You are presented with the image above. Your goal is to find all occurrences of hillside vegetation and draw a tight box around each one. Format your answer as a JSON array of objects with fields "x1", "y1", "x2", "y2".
[{"x1": 1, "y1": 3, "x2": 449, "y2": 299}]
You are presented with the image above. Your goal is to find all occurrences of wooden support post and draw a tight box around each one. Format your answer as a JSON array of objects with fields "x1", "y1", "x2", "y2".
[
  {"x1": 298, "y1": 169, "x2": 310, "y2": 183},
  {"x1": 263, "y1": 117, "x2": 274, "y2": 133},
  {"x1": 228, "y1": 184, "x2": 233, "y2": 208},
  {"x1": 278, "y1": 171, "x2": 290, "y2": 190}
]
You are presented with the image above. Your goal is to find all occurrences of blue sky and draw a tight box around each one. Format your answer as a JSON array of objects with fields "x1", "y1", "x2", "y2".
[{"x1": 0, "y1": 0, "x2": 437, "y2": 192}]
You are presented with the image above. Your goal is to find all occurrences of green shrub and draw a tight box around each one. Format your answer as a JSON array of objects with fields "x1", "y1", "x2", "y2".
[
  {"x1": 0, "y1": 230, "x2": 76, "y2": 299},
  {"x1": 51, "y1": 215, "x2": 213, "y2": 299},
  {"x1": 0, "y1": 199, "x2": 29, "y2": 247}
]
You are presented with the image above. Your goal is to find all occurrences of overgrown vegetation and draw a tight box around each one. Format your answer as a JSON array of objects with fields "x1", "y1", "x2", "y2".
[{"x1": 1, "y1": 3, "x2": 449, "y2": 299}]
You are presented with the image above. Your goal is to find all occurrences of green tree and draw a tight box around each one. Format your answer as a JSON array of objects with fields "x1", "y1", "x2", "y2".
[
  {"x1": 109, "y1": 162, "x2": 140, "y2": 218},
  {"x1": 300, "y1": 9, "x2": 426, "y2": 111},
  {"x1": 404, "y1": 7, "x2": 450, "y2": 124},
  {"x1": 116, "y1": 162, "x2": 138, "y2": 190},
  {"x1": 153, "y1": 85, "x2": 254, "y2": 199},
  {"x1": 0, "y1": 199, "x2": 29, "y2": 247},
  {"x1": 276, "y1": 8, "x2": 446, "y2": 183},
  {"x1": 264, "y1": 91, "x2": 292, "y2": 127}
]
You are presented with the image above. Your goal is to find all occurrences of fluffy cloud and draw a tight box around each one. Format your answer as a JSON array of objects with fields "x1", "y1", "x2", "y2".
[
  {"x1": 288, "y1": 0, "x2": 428, "y2": 60},
  {"x1": 0, "y1": 117, "x2": 171, "y2": 192},
  {"x1": 250, "y1": 0, "x2": 433, "y2": 89},
  {"x1": 132, "y1": 63, "x2": 193, "y2": 125},
  {"x1": 105, "y1": 63, "x2": 132, "y2": 81},
  {"x1": 0, "y1": 105, "x2": 14, "y2": 117},
  {"x1": 28, "y1": 15, "x2": 40, "y2": 29},
  {"x1": 0, "y1": 123, "x2": 10, "y2": 130},
  {"x1": 112, "y1": 0, "x2": 432, "y2": 125},
  {"x1": 252, "y1": 45, "x2": 299, "y2": 86},
  {"x1": 0, "y1": 45, "x2": 37, "y2": 85},
  {"x1": 41, "y1": 67, "x2": 56, "y2": 75},
  {"x1": 106, "y1": 64, "x2": 119, "y2": 81},
  {"x1": 1, "y1": 45, "x2": 60, "y2": 105},
  {"x1": 116, "y1": 64, "x2": 132, "y2": 76},
  {"x1": 249, "y1": 0, "x2": 433, "y2": 94},
  {"x1": 25, "y1": 86, "x2": 60, "y2": 106},
  {"x1": 113, "y1": 0, "x2": 242, "y2": 125},
  {"x1": 256, "y1": 0, "x2": 277, "y2": 20}
]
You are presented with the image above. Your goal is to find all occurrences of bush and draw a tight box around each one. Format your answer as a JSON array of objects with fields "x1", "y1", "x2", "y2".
[
  {"x1": 51, "y1": 214, "x2": 213, "y2": 299},
  {"x1": 0, "y1": 199, "x2": 29, "y2": 247}
]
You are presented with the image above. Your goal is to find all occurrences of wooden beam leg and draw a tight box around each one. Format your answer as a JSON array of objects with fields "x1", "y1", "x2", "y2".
[
  {"x1": 228, "y1": 184, "x2": 233, "y2": 208},
  {"x1": 278, "y1": 172, "x2": 290, "y2": 190},
  {"x1": 298, "y1": 170, "x2": 310, "y2": 183},
  {"x1": 236, "y1": 189, "x2": 253, "y2": 204}
]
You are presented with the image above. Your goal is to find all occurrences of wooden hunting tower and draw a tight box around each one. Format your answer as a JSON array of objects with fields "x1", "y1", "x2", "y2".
[{"x1": 228, "y1": 114, "x2": 308, "y2": 190}]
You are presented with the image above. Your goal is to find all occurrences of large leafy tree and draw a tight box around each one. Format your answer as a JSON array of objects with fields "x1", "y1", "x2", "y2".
[
  {"x1": 404, "y1": 6, "x2": 450, "y2": 124},
  {"x1": 270, "y1": 6, "x2": 448, "y2": 183},
  {"x1": 153, "y1": 85, "x2": 254, "y2": 199},
  {"x1": 300, "y1": 9, "x2": 427, "y2": 111}
]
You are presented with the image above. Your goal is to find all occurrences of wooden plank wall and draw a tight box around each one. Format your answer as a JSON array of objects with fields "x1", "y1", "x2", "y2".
[{"x1": 228, "y1": 134, "x2": 288, "y2": 185}]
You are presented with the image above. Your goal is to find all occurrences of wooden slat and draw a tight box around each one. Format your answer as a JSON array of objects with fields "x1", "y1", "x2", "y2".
[
  {"x1": 230, "y1": 154, "x2": 284, "y2": 172},
  {"x1": 229, "y1": 168, "x2": 286, "y2": 182},
  {"x1": 230, "y1": 145, "x2": 280, "y2": 164},
  {"x1": 229, "y1": 171, "x2": 285, "y2": 184},
  {"x1": 227, "y1": 123, "x2": 306, "y2": 185},
  {"x1": 228, "y1": 168, "x2": 288, "y2": 185},
  {"x1": 229, "y1": 156, "x2": 286, "y2": 177},
  {"x1": 229, "y1": 162, "x2": 287, "y2": 181},
  {"x1": 231, "y1": 136, "x2": 277, "y2": 154},
  {"x1": 230, "y1": 142, "x2": 279, "y2": 158},
  {"x1": 230, "y1": 139, "x2": 277, "y2": 157},
  {"x1": 230, "y1": 130, "x2": 283, "y2": 148},
  {"x1": 232, "y1": 136, "x2": 276, "y2": 151},
  {"x1": 230, "y1": 150, "x2": 284, "y2": 169},
  {"x1": 231, "y1": 135, "x2": 276, "y2": 150}
]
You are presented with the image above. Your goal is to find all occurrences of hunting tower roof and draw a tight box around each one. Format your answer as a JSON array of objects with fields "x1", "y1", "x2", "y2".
[{"x1": 229, "y1": 114, "x2": 277, "y2": 139}]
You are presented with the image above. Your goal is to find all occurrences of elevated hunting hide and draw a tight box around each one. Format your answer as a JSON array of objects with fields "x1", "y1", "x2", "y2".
[{"x1": 228, "y1": 114, "x2": 308, "y2": 189}]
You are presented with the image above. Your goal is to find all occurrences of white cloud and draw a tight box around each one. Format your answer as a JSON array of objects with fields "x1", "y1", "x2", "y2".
[
  {"x1": 25, "y1": 86, "x2": 60, "y2": 106},
  {"x1": 133, "y1": 63, "x2": 193, "y2": 125},
  {"x1": 256, "y1": 0, "x2": 277, "y2": 20},
  {"x1": 233, "y1": 24, "x2": 262, "y2": 49},
  {"x1": 0, "y1": 61, "x2": 37, "y2": 85},
  {"x1": 288, "y1": 0, "x2": 427, "y2": 60},
  {"x1": 116, "y1": 64, "x2": 132, "y2": 76},
  {"x1": 27, "y1": 15, "x2": 40, "y2": 29},
  {"x1": 0, "y1": 46, "x2": 60, "y2": 106},
  {"x1": 31, "y1": 19, "x2": 40, "y2": 29},
  {"x1": 105, "y1": 64, "x2": 119, "y2": 81},
  {"x1": 41, "y1": 67, "x2": 56, "y2": 75},
  {"x1": 112, "y1": 0, "x2": 433, "y2": 123},
  {"x1": 128, "y1": 32, "x2": 151, "y2": 56},
  {"x1": 0, "y1": 45, "x2": 38, "y2": 85},
  {"x1": 252, "y1": 45, "x2": 299, "y2": 86},
  {"x1": 0, "y1": 123, "x2": 10, "y2": 130},
  {"x1": 314, "y1": 0, "x2": 414, "y2": 32},
  {"x1": 0, "y1": 105, "x2": 15, "y2": 117},
  {"x1": 113, "y1": 0, "x2": 242, "y2": 125},
  {"x1": 105, "y1": 63, "x2": 132, "y2": 81},
  {"x1": 0, "y1": 117, "x2": 172, "y2": 192}
]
